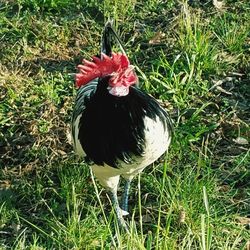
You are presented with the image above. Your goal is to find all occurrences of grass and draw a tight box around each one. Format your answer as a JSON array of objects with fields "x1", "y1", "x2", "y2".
[{"x1": 0, "y1": 0, "x2": 250, "y2": 249}]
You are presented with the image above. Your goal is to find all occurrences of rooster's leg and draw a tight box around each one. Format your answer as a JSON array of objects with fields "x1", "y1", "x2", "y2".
[
  {"x1": 109, "y1": 191, "x2": 128, "y2": 230},
  {"x1": 121, "y1": 179, "x2": 132, "y2": 213}
]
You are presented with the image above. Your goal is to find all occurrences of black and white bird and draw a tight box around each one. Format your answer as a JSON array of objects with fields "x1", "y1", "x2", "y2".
[{"x1": 71, "y1": 22, "x2": 172, "y2": 229}]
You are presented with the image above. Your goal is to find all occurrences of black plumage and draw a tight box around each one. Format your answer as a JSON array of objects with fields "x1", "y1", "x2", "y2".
[{"x1": 73, "y1": 77, "x2": 172, "y2": 168}]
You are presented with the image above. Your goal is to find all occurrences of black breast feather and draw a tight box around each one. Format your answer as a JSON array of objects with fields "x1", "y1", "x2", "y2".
[{"x1": 76, "y1": 79, "x2": 171, "y2": 168}]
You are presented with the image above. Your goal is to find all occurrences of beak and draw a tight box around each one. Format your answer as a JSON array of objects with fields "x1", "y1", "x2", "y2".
[
  {"x1": 128, "y1": 65, "x2": 135, "y2": 71},
  {"x1": 124, "y1": 65, "x2": 135, "y2": 76}
]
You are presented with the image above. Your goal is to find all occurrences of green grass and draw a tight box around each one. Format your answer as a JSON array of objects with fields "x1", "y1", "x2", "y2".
[{"x1": 0, "y1": 0, "x2": 250, "y2": 249}]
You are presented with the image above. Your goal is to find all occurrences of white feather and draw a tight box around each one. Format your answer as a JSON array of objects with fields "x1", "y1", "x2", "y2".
[
  {"x1": 90, "y1": 115, "x2": 171, "y2": 191},
  {"x1": 72, "y1": 114, "x2": 85, "y2": 156}
]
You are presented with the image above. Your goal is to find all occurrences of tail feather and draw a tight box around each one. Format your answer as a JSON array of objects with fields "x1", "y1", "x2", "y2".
[{"x1": 101, "y1": 21, "x2": 126, "y2": 58}]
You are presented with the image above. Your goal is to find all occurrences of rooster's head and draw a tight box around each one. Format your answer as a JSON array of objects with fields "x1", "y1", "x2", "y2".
[{"x1": 76, "y1": 53, "x2": 137, "y2": 96}]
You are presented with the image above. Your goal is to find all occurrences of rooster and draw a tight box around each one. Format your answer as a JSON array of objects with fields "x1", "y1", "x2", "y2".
[{"x1": 71, "y1": 22, "x2": 172, "y2": 229}]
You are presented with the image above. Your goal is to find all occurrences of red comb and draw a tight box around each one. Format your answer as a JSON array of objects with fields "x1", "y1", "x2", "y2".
[{"x1": 75, "y1": 53, "x2": 130, "y2": 87}]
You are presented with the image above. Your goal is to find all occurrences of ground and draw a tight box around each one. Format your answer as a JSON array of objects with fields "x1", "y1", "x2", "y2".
[{"x1": 0, "y1": 0, "x2": 249, "y2": 249}]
